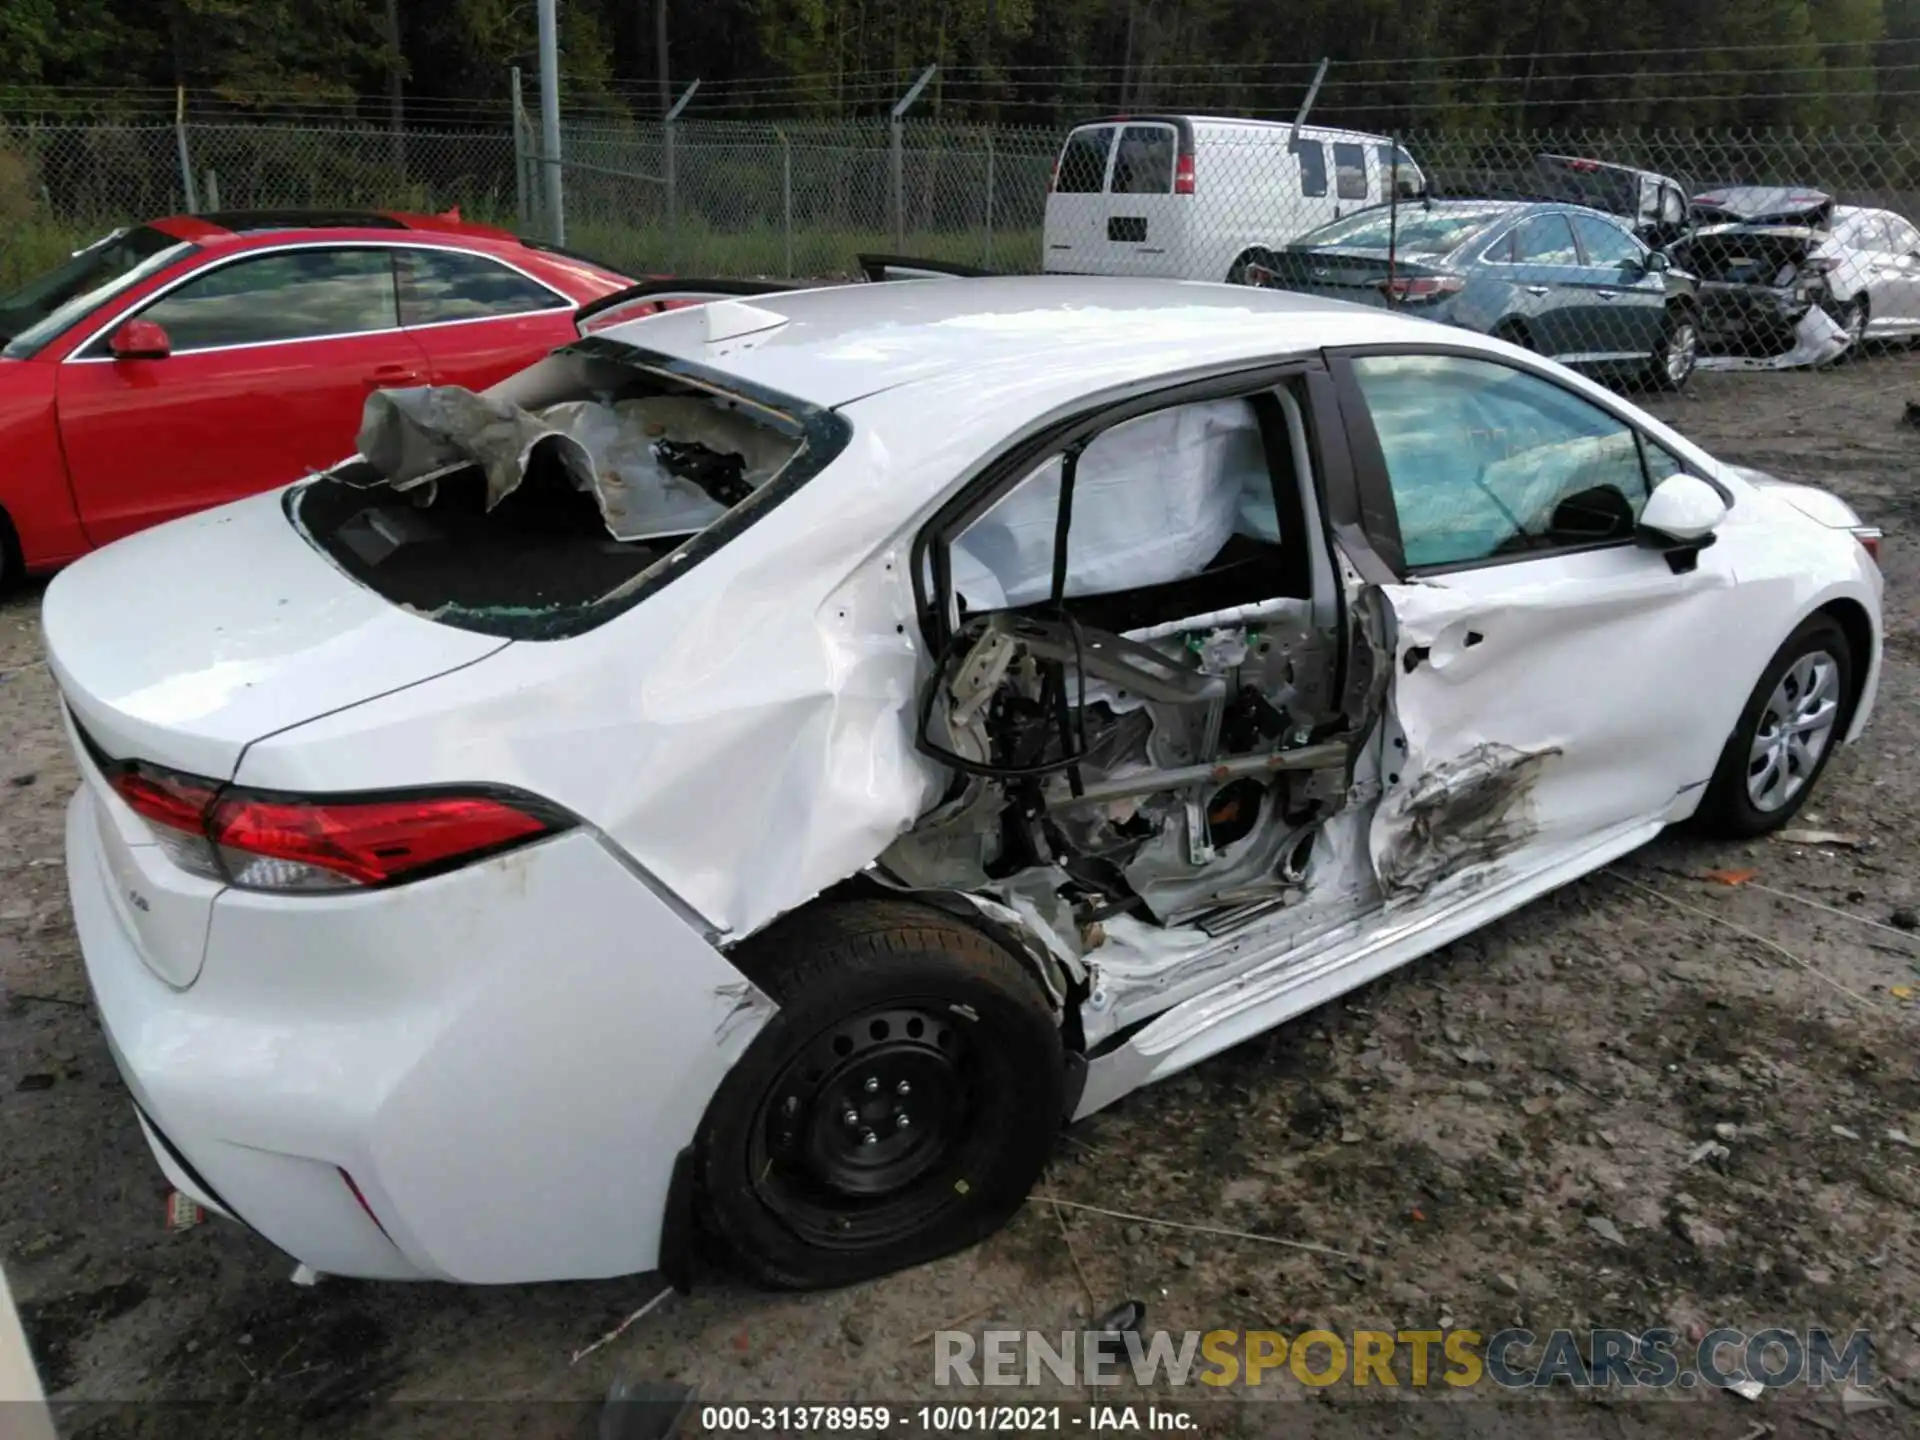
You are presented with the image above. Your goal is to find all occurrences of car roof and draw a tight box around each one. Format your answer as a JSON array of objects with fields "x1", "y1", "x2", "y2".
[
  {"x1": 149, "y1": 208, "x2": 521, "y2": 246},
  {"x1": 600, "y1": 275, "x2": 1452, "y2": 409}
]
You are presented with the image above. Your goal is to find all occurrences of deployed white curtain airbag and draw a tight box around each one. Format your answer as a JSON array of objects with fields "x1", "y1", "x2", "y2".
[{"x1": 949, "y1": 399, "x2": 1272, "y2": 611}]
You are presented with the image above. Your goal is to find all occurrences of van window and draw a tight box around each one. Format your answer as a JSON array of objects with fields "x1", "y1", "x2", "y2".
[
  {"x1": 1378, "y1": 144, "x2": 1423, "y2": 197},
  {"x1": 1056, "y1": 127, "x2": 1116, "y2": 194},
  {"x1": 1112, "y1": 125, "x2": 1176, "y2": 195},
  {"x1": 1292, "y1": 140, "x2": 1328, "y2": 198},
  {"x1": 1333, "y1": 143, "x2": 1369, "y2": 201}
]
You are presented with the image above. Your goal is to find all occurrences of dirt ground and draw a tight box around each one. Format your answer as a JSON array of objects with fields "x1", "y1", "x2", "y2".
[{"x1": 3, "y1": 358, "x2": 1918, "y2": 1440}]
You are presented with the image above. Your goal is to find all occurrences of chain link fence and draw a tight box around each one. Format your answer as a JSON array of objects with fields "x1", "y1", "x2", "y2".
[{"x1": 8, "y1": 110, "x2": 1920, "y2": 374}]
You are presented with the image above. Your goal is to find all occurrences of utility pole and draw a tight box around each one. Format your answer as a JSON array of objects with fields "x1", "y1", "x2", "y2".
[{"x1": 537, "y1": 0, "x2": 565, "y2": 243}]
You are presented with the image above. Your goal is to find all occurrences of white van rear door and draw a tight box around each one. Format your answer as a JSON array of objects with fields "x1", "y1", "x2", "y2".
[
  {"x1": 1043, "y1": 125, "x2": 1119, "y2": 273},
  {"x1": 1097, "y1": 122, "x2": 1186, "y2": 276}
]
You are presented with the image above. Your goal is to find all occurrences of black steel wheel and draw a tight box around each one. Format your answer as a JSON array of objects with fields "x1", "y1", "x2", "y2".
[{"x1": 694, "y1": 900, "x2": 1063, "y2": 1289}]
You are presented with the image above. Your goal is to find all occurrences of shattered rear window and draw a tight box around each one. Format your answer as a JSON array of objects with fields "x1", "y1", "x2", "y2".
[{"x1": 289, "y1": 338, "x2": 851, "y2": 641}]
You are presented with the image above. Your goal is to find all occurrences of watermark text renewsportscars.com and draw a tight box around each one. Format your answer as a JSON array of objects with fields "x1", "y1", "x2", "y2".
[{"x1": 934, "y1": 1326, "x2": 1875, "y2": 1391}]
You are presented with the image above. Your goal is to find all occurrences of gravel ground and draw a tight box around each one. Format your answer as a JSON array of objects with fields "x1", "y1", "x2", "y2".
[{"x1": 2, "y1": 360, "x2": 1918, "y2": 1440}]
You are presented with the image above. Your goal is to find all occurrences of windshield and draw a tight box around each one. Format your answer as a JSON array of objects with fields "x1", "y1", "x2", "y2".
[
  {"x1": 1296, "y1": 208, "x2": 1505, "y2": 257},
  {"x1": 0, "y1": 226, "x2": 195, "y2": 359}
]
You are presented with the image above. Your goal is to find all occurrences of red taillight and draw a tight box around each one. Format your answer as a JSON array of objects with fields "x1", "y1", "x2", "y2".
[
  {"x1": 210, "y1": 791, "x2": 556, "y2": 889},
  {"x1": 1380, "y1": 275, "x2": 1466, "y2": 304},
  {"x1": 1049, "y1": 158, "x2": 1061, "y2": 193},
  {"x1": 1174, "y1": 154, "x2": 1196, "y2": 195},
  {"x1": 1851, "y1": 526, "x2": 1882, "y2": 562},
  {"x1": 1566, "y1": 158, "x2": 1601, "y2": 173},
  {"x1": 110, "y1": 765, "x2": 218, "y2": 836},
  {"x1": 99, "y1": 748, "x2": 565, "y2": 892}
]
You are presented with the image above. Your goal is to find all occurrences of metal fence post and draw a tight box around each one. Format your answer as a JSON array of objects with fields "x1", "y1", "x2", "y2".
[
  {"x1": 664, "y1": 80, "x2": 701, "y2": 260},
  {"x1": 536, "y1": 0, "x2": 564, "y2": 244},
  {"x1": 779, "y1": 128, "x2": 793, "y2": 278},
  {"x1": 510, "y1": 67, "x2": 530, "y2": 231},
  {"x1": 174, "y1": 86, "x2": 200, "y2": 213},
  {"x1": 984, "y1": 129, "x2": 995, "y2": 266},
  {"x1": 891, "y1": 66, "x2": 937, "y2": 252}
]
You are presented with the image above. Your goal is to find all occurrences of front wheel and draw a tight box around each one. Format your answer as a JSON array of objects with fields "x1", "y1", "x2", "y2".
[
  {"x1": 694, "y1": 900, "x2": 1064, "y2": 1289},
  {"x1": 1694, "y1": 615, "x2": 1853, "y2": 839},
  {"x1": 1649, "y1": 309, "x2": 1700, "y2": 391},
  {"x1": 1226, "y1": 248, "x2": 1281, "y2": 286}
]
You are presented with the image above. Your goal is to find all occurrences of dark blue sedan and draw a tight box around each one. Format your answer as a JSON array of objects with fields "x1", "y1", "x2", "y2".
[{"x1": 1243, "y1": 199, "x2": 1701, "y2": 389}]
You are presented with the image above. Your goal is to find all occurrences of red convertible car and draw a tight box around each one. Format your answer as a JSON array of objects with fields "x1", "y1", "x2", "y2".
[{"x1": 0, "y1": 209, "x2": 632, "y2": 585}]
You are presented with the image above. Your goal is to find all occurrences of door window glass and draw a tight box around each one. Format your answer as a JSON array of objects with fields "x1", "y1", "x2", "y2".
[
  {"x1": 137, "y1": 249, "x2": 398, "y2": 351},
  {"x1": 398, "y1": 248, "x2": 564, "y2": 325},
  {"x1": 1352, "y1": 354, "x2": 1653, "y2": 569},
  {"x1": 1292, "y1": 140, "x2": 1328, "y2": 198},
  {"x1": 1111, "y1": 126, "x2": 1176, "y2": 195},
  {"x1": 1570, "y1": 213, "x2": 1644, "y2": 269},
  {"x1": 1514, "y1": 214, "x2": 1580, "y2": 265},
  {"x1": 1332, "y1": 142, "x2": 1369, "y2": 200},
  {"x1": 1055, "y1": 128, "x2": 1115, "y2": 194}
]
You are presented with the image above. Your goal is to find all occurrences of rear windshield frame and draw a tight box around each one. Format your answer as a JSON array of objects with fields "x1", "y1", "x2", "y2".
[{"x1": 288, "y1": 334, "x2": 853, "y2": 642}]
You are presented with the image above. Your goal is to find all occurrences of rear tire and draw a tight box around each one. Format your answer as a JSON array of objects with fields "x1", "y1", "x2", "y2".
[
  {"x1": 1693, "y1": 615, "x2": 1852, "y2": 839},
  {"x1": 1648, "y1": 307, "x2": 1700, "y2": 391},
  {"x1": 0, "y1": 508, "x2": 21, "y2": 595},
  {"x1": 694, "y1": 899, "x2": 1064, "y2": 1289},
  {"x1": 1226, "y1": 248, "x2": 1281, "y2": 286},
  {"x1": 1494, "y1": 319, "x2": 1537, "y2": 353}
]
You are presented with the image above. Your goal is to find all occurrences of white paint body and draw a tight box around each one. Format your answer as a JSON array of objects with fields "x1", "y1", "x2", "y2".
[
  {"x1": 1042, "y1": 117, "x2": 1424, "y2": 283},
  {"x1": 46, "y1": 277, "x2": 1882, "y2": 1283}
]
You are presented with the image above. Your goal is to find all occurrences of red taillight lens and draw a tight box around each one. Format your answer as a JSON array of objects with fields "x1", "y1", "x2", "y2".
[
  {"x1": 1174, "y1": 154, "x2": 1196, "y2": 195},
  {"x1": 1049, "y1": 158, "x2": 1061, "y2": 192},
  {"x1": 210, "y1": 791, "x2": 558, "y2": 890},
  {"x1": 110, "y1": 764, "x2": 218, "y2": 836},
  {"x1": 97, "y1": 743, "x2": 566, "y2": 892},
  {"x1": 1380, "y1": 275, "x2": 1466, "y2": 304},
  {"x1": 1851, "y1": 526, "x2": 1882, "y2": 563}
]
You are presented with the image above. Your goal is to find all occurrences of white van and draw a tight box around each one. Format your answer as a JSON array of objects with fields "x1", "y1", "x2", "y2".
[{"x1": 1042, "y1": 114, "x2": 1426, "y2": 283}]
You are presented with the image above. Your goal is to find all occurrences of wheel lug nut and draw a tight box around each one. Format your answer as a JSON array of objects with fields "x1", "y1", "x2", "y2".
[
  {"x1": 842, "y1": 1109, "x2": 859, "y2": 1127},
  {"x1": 862, "y1": 1130, "x2": 878, "y2": 1145},
  {"x1": 863, "y1": 1076, "x2": 880, "y2": 1094},
  {"x1": 896, "y1": 1113, "x2": 911, "y2": 1130},
  {"x1": 896, "y1": 1080, "x2": 911, "y2": 1096},
  {"x1": 783, "y1": 1096, "x2": 800, "y2": 1116}
]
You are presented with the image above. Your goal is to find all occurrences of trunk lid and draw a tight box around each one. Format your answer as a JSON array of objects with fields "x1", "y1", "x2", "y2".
[
  {"x1": 1258, "y1": 248, "x2": 1444, "y2": 306},
  {"x1": 43, "y1": 490, "x2": 506, "y2": 783}
]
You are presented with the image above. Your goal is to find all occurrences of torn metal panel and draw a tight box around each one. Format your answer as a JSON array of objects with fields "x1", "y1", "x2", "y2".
[
  {"x1": 1696, "y1": 305, "x2": 1849, "y2": 372},
  {"x1": 355, "y1": 385, "x2": 799, "y2": 543},
  {"x1": 1371, "y1": 740, "x2": 1559, "y2": 896},
  {"x1": 712, "y1": 979, "x2": 778, "y2": 1041}
]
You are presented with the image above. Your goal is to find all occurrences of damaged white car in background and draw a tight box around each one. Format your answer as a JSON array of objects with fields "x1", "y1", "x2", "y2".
[{"x1": 45, "y1": 277, "x2": 1883, "y2": 1293}]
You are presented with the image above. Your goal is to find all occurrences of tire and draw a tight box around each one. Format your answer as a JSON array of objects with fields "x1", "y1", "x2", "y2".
[
  {"x1": 1694, "y1": 615, "x2": 1853, "y2": 839},
  {"x1": 694, "y1": 899, "x2": 1064, "y2": 1289},
  {"x1": 0, "y1": 508, "x2": 21, "y2": 596},
  {"x1": 1493, "y1": 319, "x2": 1537, "y2": 353},
  {"x1": 1648, "y1": 307, "x2": 1700, "y2": 391},
  {"x1": 1226, "y1": 248, "x2": 1280, "y2": 286}
]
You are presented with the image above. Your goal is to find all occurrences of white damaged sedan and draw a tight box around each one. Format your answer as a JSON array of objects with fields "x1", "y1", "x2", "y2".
[{"x1": 46, "y1": 277, "x2": 1883, "y2": 1290}]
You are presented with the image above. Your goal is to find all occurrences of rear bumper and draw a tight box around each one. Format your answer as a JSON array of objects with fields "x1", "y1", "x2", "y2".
[
  {"x1": 68, "y1": 788, "x2": 774, "y2": 1283},
  {"x1": 1695, "y1": 284, "x2": 1817, "y2": 354}
]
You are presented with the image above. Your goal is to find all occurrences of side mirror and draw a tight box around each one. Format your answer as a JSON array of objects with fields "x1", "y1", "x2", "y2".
[
  {"x1": 1638, "y1": 473, "x2": 1727, "y2": 572},
  {"x1": 1644, "y1": 250, "x2": 1672, "y2": 273},
  {"x1": 109, "y1": 319, "x2": 171, "y2": 361}
]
